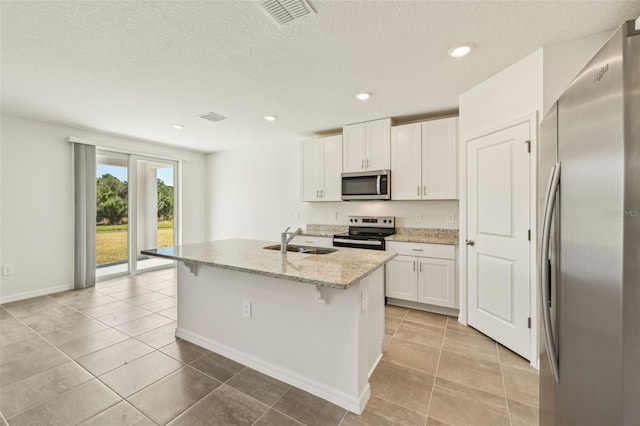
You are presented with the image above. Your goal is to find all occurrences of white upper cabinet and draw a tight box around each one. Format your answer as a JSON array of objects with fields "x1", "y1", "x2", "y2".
[
  {"x1": 321, "y1": 135, "x2": 342, "y2": 200},
  {"x1": 301, "y1": 135, "x2": 343, "y2": 202},
  {"x1": 342, "y1": 118, "x2": 391, "y2": 172},
  {"x1": 390, "y1": 117, "x2": 458, "y2": 200},
  {"x1": 391, "y1": 123, "x2": 422, "y2": 200},
  {"x1": 342, "y1": 123, "x2": 366, "y2": 173},
  {"x1": 422, "y1": 117, "x2": 458, "y2": 200}
]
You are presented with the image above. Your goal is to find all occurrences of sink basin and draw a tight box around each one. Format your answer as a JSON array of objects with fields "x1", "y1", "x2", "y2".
[{"x1": 263, "y1": 244, "x2": 337, "y2": 255}]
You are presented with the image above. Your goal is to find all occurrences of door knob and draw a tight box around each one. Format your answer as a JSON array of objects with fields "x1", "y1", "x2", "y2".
[{"x1": 466, "y1": 239, "x2": 475, "y2": 246}]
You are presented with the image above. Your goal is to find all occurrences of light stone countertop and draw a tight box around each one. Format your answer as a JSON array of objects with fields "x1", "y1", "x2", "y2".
[
  {"x1": 303, "y1": 224, "x2": 459, "y2": 245},
  {"x1": 302, "y1": 224, "x2": 348, "y2": 238},
  {"x1": 141, "y1": 238, "x2": 396, "y2": 290},
  {"x1": 387, "y1": 228, "x2": 459, "y2": 245}
]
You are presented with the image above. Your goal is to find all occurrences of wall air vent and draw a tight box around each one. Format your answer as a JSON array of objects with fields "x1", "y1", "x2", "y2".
[
  {"x1": 198, "y1": 112, "x2": 228, "y2": 123},
  {"x1": 255, "y1": 0, "x2": 316, "y2": 27}
]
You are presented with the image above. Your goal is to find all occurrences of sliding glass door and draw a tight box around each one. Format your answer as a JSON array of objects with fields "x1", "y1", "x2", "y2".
[
  {"x1": 96, "y1": 152, "x2": 130, "y2": 278},
  {"x1": 134, "y1": 158, "x2": 176, "y2": 272},
  {"x1": 96, "y1": 151, "x2": 178, "y2": 280}
]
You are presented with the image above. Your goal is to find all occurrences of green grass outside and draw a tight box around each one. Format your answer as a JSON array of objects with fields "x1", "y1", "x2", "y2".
[
  {"x1": 97, "y1": 220, "x2": 173, "y2": 233},
  {"x1": 96, "y1": 221, "x2": 174, "y2": 265}
]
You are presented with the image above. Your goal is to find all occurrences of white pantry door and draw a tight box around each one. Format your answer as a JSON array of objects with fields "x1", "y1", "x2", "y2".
[{"x1": 467, "y1": 122, "x2": 531, "y2": 358}]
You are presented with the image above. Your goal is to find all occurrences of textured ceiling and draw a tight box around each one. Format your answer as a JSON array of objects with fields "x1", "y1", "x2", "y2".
[{"x1": 1, "y1": 1, "x2": 639, "y2": 152}]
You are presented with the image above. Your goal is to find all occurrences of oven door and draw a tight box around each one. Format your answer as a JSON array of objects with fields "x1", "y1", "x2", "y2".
[
  {"x1": 341, "y1": 170, "x2": 390, "y2": 201},
  {"x1": 333, "y1": 236, "x2": 385, "y2": 250}
]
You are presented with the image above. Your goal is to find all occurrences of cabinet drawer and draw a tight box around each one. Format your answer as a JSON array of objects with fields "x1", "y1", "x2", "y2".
[
  {"x1": 291, "y1": 235, "x2": 333, "y2": 248},
  {"x1": 386, "y1": 241, "x2": 454, "y2": 259}
]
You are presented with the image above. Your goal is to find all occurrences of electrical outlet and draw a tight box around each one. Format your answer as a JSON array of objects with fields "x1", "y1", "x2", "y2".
[
  {"x1": 242, "y1": 300, "x2": 252, "y2": 318},
  {"x1": 415, "y1": 213, "x2": 423, "y2": 223},
  {"x1": 447, "y1": 214, "x2": 455, "y2": 223},
  {"x1": 2, "y1": 264, "x2": 14, "y2": 276},
  {"x1": 294, "y1": 210, "x2": 300, "y2": 220}
]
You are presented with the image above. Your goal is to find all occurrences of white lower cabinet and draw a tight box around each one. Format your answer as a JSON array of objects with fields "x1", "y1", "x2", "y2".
[
  {"x1": 385, "y1": 255, "x2": 418, "y2": 301},
  {"x1": 417, "y1": 257, "x2": 456, "y2": 307},
  {"x1": 385, "y1": 241, "x2": 457, "y2": 309}
]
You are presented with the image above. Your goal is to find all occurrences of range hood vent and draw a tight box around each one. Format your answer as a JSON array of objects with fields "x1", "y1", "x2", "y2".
[
  {"x1": 198, "y1": 112, "x2": 228, "y2": 123},
  {"x1": 255, "y1": 0, "x2": 315, "y2": 27}
]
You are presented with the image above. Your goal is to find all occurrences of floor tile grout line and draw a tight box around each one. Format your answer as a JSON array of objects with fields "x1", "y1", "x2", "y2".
[
  {"x1": 365, "y1": 394, "x2": 429, "y2": 420},
  {"x1": 0, "y1": 278, "x2": 178, "y2": 422},
  {"x1": 81, "y1": 399, "x2": 160, "y2": 426},
  {"x1": 1, "y1": 306, "x2": 169, "y2": 421},
  {"x1": 250, "y1": 385, "x2": 309, "y2": 426},
  {"x1": 423, "y1": 314, "x2": 449, "y2": 425},
  {"x1": 497, "y1": 341, "x2": 515, "y2": 426},
  {"x1": 336, "y1": 409, "x2": 349, "y2": 426},
  {"x1": 117, "y1": 362, "x2": 213, "y2": 425}
]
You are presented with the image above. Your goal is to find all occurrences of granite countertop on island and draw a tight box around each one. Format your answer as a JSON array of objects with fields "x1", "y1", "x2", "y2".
[{"x1": 141, "y1": 238, "x2": 395, "y2": 290}]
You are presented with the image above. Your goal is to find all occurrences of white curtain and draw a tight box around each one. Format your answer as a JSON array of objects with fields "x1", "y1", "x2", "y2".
[{"x1": 73, "y1": 142, "x2": 96, "y2": 289}]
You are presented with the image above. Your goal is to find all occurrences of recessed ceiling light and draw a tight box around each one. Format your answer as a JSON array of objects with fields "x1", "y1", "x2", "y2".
[
  {"x1": 264, "y1": 115, "x2": 278, "y2": 122},
  {"x1": 355, "y1": 92, "x2": 371, "y2": 101},
  {"x1": 172, "y1": 124, "x2": 184, "y2": 130},
  {"x1": 448, "y1": 44, "x2": 475, "y2": 58}
]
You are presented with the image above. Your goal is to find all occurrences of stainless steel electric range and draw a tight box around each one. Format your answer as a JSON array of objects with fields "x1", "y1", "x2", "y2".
[{"x1": 332, "y1": 216, "x2": 395, "y2": 251}]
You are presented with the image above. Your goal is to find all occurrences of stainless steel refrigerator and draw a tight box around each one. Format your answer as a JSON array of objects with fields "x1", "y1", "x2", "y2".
[{"x1": 538, "y1": 19, "x2": 640, "y2": 425}]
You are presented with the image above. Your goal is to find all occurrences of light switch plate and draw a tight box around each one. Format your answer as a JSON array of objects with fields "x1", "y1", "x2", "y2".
[
  {"x1": 2, "y1": 264, "x2": 14, "y2": 276},
  {"x1": 415, "y1": 213, "x2": 423, "y2": 223}
]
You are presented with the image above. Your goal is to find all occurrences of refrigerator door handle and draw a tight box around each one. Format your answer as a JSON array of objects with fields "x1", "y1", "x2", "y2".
[{"x1": 541, "y1": 162, "x2": 561, "y2": 384}]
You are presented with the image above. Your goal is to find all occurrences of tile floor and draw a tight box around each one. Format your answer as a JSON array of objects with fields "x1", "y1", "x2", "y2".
[{"x1": 0, "y1": 268, "x2": 539, "y2": 425}]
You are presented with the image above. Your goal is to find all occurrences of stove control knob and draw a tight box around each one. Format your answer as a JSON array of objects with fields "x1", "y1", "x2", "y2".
[
  {"x1": 354, "y1": 219, "x2": 358, "y2": 223},
  {"x1": 349, "y1": 219, "x2": 353, "y2": 223}
]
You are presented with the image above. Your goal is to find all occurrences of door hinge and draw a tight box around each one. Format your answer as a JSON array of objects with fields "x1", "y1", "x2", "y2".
[
  {"x1": 525, "y1": 140, "x2": 531, "y2": 153},
  {"x1": 528, "y1": 317, "x2": 531, "y2": 329},
  {"x1": 528, "y1": 229, "x2": 531, "y2": 241}
]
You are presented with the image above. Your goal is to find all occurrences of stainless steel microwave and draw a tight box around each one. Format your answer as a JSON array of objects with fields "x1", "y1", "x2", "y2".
[{"x1": 341, "y1": 170, "x2": 391, "y2": 201}]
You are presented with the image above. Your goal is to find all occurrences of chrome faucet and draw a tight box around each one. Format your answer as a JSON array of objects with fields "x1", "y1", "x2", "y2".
[{"x1": 281, "y1": 227, "x2": 303, "y2": 253}]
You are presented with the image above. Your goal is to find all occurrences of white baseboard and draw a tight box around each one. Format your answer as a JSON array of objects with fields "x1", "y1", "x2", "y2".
[
  {"x1": 386, "y1": 298, "x2": 459, "y2": 317},
  {"x1": 368, "y1": 353, "x2": 383, "y2": 378},
  {"x1": 0, "y1": 284, "x2": 73, "y2": 304},
  {"x1": 176, "y1": 327, "x2": 367, "y2": 414}
]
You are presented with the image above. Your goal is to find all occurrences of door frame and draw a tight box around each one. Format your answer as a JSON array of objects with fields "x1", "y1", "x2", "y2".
[
  {"x1": 95, "y1": 149, "x2": 180, "y2": 281},
  {"x1": 459, "y1": 112, "x2": 539, "y2": 368}
]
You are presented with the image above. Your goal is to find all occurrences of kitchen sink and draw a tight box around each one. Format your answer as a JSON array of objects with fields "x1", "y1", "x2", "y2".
[{"x1": 263, "y1": 244, "x2": 337, "y2": 255}]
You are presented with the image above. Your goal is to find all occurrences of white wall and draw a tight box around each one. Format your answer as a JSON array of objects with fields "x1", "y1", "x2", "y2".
[
  {"x1": 0, "y1": 114, "x2": 206, "y2": 302},
  {"x1": 205, "y1": 141, "x2": 458, "y2": 242},
  {"x1": 458, "y1": 48, "x2": 543, "y2": 366},
  {"x1": 542, "y1": 29, "x2": 613, "y2": 117},
  {"x1": 456, "y1": 29, "x2": 610, "y2": 366}
]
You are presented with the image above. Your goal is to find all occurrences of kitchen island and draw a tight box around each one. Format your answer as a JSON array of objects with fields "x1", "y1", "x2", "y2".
[{"x1": 141, "y1": 239, "x2": 395, "y2": 414}]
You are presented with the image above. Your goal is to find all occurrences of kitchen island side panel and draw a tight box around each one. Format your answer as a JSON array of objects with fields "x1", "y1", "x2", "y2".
[{"x1": 175, "y1": 262, "x2": 381, "y2": 413}]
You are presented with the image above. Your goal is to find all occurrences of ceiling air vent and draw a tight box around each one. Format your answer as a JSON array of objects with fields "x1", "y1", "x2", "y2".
[
  {"x1": 255, "y1": 0, "x2": 316, "y2": 27},
  {"x1": 198, "y1": 112, "x2": 228, "y2": 123}
]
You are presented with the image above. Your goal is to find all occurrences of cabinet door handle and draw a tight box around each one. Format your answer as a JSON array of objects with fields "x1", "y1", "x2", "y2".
[
  {"x1": 361, "y1": 159, "x2": 365, "y2": 169},
  {"x1": 419, "y1": 262, "x2": 422, "y2": 272},
  {"x1": 316, "y1": 190, "x2": 319, "y2": 198},
  {"x1": 417, "y1": 185, "x2": 420, "y2": 196},
  {"x1": 367, "y1": 158, "x2": 370, "y2": 168},
  {"x1": 411, "y1": 248, "x2": 424, "y2": 252},
  {"x1": 320, "y1": 189, "x2": 323, "y2": 198},
  {"x1": 466, "y1": 239, "x2": 475, "y2": 246},
  {"x1": 423, "y1": 186, "x2": 427, "y2": 196},
  {"x1": 413, "y1": 261, "x2": 416, "y2": 271}
]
